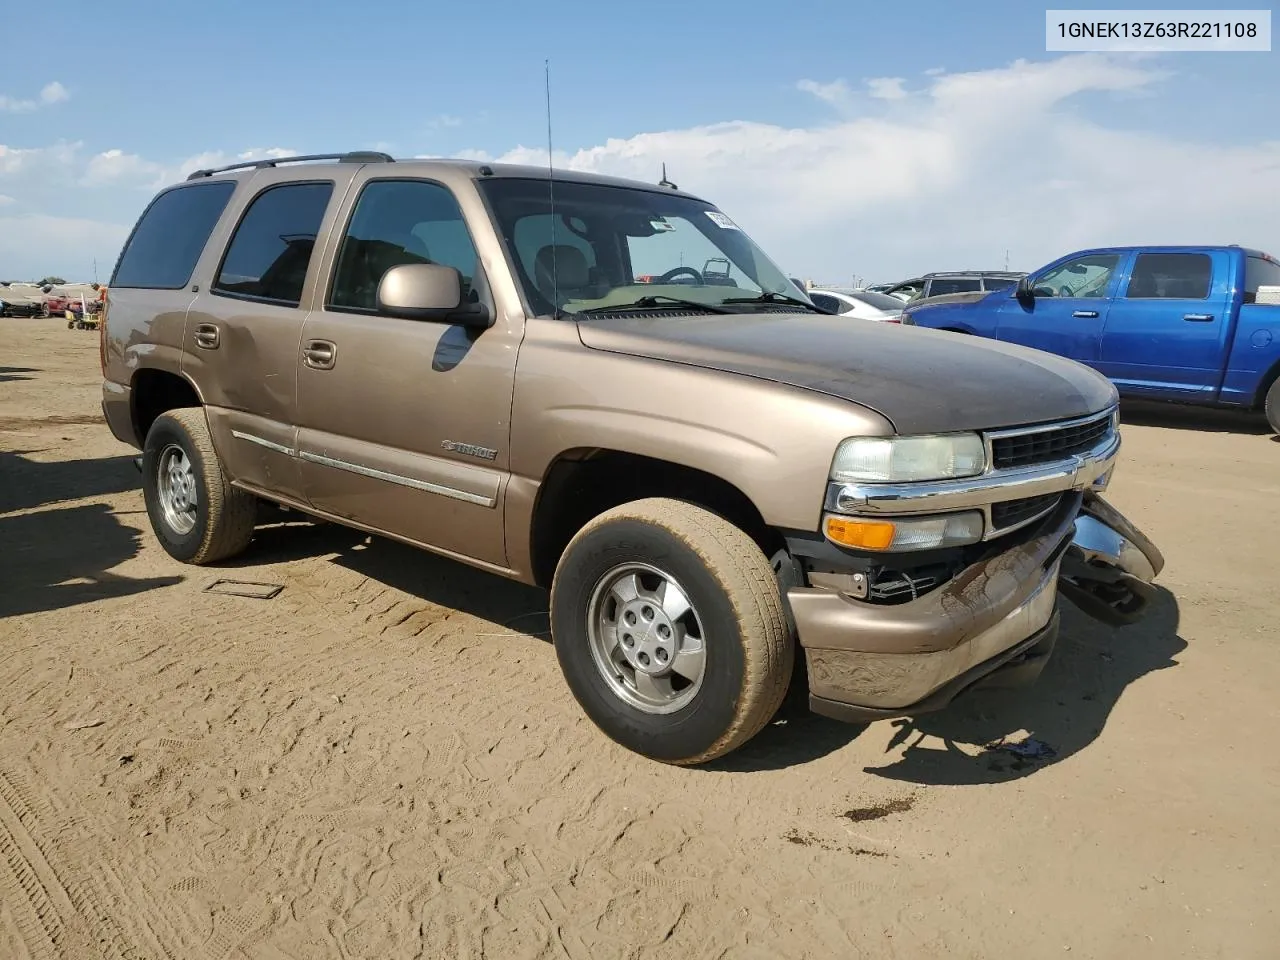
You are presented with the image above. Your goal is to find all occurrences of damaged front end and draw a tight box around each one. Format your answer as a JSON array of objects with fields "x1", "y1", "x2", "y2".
[
  {"x1": 1059, "y1": 493, "x2": 1164, "y2": 627},
  {"x1": 787, "y1": 405, "x2": 1165, "y2": 723}
]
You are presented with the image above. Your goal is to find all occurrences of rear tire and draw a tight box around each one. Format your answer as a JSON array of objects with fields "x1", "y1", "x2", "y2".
[
  {"x1": 1265, "y1": 377, "x2": 1280, "y2": 435},
  {"x1": 141, "y1": 407, "x2": 257, "y2": 564},
  {"x1": 550, "y1": 497, "x2": 793, "y2": 765}
]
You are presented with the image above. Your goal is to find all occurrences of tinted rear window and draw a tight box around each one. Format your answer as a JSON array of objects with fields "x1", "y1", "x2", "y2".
[
  {"x1": 1125, "y1": 253, "x2": 1212, "y2": 299},
  {"x1": 1244, "y1": 255, "x2": 1280, "y2": 303},
  {"x1": 111, "y1": 181, "x2": 237, "y2": 289},
  {"x1": 928, "y1": 277, "x2": 981, "y2": 296},
  {"x1": 213, "y1": 182, "x2": 333, "y2": 306}
]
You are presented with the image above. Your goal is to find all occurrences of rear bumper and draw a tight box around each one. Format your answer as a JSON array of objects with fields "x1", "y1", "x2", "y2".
[
  {"x1": 789, "y1": 496, "x2": 1079, "y2": 718},
  {"x1": 101, "y1": 380, "x2": 138, "y2": 448}
]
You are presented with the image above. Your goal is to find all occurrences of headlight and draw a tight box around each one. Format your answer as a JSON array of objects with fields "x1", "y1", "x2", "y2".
[
  {"x1": 830, "y1": 433, "x2": 986, "y2": 483},
  {"x1": 823, "y1": 511, "x2": 984, "y2": 552}
]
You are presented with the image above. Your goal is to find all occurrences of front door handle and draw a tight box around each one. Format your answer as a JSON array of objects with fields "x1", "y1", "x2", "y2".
[
  {"x1": 194, "y1": 323, "x2": 220, "y2": 349},
  {"x1": 1183, "y1": 313, "x2": 1214, "y2": 322},
  {"x1": 303, "y1": 339, "x2": 337, "y2": 370},
  {"x1": 1072, "y1": 310, "x2": 1099, "y2": 318}
]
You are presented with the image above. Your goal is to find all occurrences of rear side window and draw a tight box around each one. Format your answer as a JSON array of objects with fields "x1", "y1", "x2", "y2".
[
  {"x1": 111, "y1": 181, "x2": 236, "y2": 289},
  {"x1": 1244, "y1": 255, "x2": 1280, "y2": 303},
  {"x1": 1125, "y1": 253, "x2": 1212, "y2": 300},
  {"x1": 214, "y1": 182, "x2": 333, "y2": 306},
  {"x1": 928, "y1": 277, "x2": 981, "y2": 296},
  {"x1": 982, "y1": 277, "x2": 1016, "y2": 292}
]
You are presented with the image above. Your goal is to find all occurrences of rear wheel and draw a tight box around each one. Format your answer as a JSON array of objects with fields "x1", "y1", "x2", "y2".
[
  {"x1": 550, "y1": 498, "x2": 793, "y2": 765},
  {"x1": 1265, "y1": 377, "x2": 1280, "y2": 435},
  {"x1": 141, "y1": 408, "x2": 257, "y2": 564}
]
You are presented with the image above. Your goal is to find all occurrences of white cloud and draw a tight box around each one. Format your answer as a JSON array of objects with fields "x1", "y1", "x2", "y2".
[
  {"x1": 0, "y1": 81, "x2": 70, "y2": 113},
  {"x1": 795, "y1": 79, "x2": 853, "y2": 109},
  {"x1": 0, "y1": 214, "x2": 128, "y2": 282},
  {"x1": 40, "y1": 82, "x2": 69, "y2": 105},
  {"x1": 175, "y1": 146, "x2": 295, "y2": 180},
  {"x1": 81, "y1": 149, "x2": 164, "y2": 187},
  {"x1": 458, "y1": 53, "x2": 1274, "y2": 282},
  {"x1": 0, "y1": 194, "x2": 14, "y2": 206},
  {"x1": 867, "y1": 77, "x2": 908, "y2": 101}
]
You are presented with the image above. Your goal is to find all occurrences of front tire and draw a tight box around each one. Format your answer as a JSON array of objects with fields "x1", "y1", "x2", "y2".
[
  {"x1": 550, "y1": 498, "x2": 793, "y2": 765},
  {"x1": 141, "y1": 408, "x2": 257, "y2": 564},
  {"x1": 1265, "y1": 377, "x2": 1280, "y2": 435}
]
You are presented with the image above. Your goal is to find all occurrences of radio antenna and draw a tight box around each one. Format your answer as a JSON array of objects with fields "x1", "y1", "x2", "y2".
[{"x1": 545, "y1": 58, "x2": 559, "y2": 317}]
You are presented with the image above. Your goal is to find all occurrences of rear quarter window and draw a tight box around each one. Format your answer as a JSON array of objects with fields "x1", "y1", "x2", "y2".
[{"x1": 111, "y1": 180, "x2": 237, "y2": 289}]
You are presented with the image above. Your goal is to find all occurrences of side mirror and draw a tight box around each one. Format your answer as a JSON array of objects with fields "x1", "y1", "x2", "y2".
[
  {"x1": 376, "y1": 263, "x2": 493, "y2": 329},
  {"x1": 1015, "y1": 275, "x2": 1035, "y2": 302}
]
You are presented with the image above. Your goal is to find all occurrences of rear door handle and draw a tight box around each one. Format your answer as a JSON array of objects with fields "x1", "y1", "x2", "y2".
[
  {"x1": 303, "y1": 339, "x2": 337, "y2": 370},
  {"x1": 1183, "y1": 313, "x2": 1214, "y2": 322},
  {"x1": 1072, "y1": 310, "x2": 1099, "y2": 318},
  {"x1": 194, "y1": 323, "x2": 220, "y2": 349}
]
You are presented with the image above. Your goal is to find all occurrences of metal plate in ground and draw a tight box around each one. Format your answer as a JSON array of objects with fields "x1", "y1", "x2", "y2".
[{"x1": 204, "y1": 579, "x2": 284, "y2": 600}]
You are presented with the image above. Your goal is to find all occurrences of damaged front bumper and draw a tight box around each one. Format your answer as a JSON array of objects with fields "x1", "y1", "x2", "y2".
[{"x1": 790, "y1": 492, "x2": 1164, "y2": 724}]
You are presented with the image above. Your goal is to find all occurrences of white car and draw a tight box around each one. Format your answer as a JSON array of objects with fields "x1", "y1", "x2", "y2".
[{"x1": 806, "y1": 288, "x2": 911, "y2": 323}]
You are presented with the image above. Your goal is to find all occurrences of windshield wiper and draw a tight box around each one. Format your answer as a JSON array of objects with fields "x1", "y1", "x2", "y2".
[
  {"x1": 720, "y1": 291, "x2": 832, "y2": 313},
  {"x1": 575, "y1": 294, "x2": 735, "y2": 316}
]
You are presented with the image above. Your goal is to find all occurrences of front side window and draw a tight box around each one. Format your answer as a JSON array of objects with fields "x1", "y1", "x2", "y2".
[
  {"x1": 213, "y1": 182, "x2": 333, "y2": 306},
  {"x1": 330, "y1": 179, "x2": 481, "y2": 312},
  {"x1": 1125, "y1": 253, "x2": 1212, "y2": 300},
  {"x1": 1033, "y1": 254, "x2": 1120, "y2": 299},
  {"x1": 478, "y1": 177, "x2": 801, "y2": 316},
  {"x1": 112, "y1": 181, "x2": 236, "y2": 289}
]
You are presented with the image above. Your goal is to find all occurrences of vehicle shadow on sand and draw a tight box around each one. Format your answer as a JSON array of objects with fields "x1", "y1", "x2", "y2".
[
  {"x1": 0, "y1": 502, "x2": 183, "y2": 619},
  {"x1": 0, "y1": 449, "x2": 140, "y2": 514},
  {"x1": 231, "y1": 520, "x2": 1183, "y2": 776},
  {"x1": 1120, "y1": 399, "x2": 1272, "y2": 436},
  {"x1": 0, "y1": 366, "x2": 39, "y2": 383},
  {"x1": 859, "y1": 588, "x2": 1185, "y2": 785},
  {"x1": 239, "y1": 516, "x2": 551, "y2": 634}
]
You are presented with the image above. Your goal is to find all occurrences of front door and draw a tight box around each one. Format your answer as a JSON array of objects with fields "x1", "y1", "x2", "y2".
[
  {"x1": 1096, "y1": 250, "x2": 1233, "y2": 397},
  {"x1": 294, "y1": 175, "x2": 520, "y2": 567},
  {"x1": 182, "y1": 172, "x2": 353, "y2": 502},
  {"x1": 994, "y1": 252, "x2": 1122, "y2": 365}
]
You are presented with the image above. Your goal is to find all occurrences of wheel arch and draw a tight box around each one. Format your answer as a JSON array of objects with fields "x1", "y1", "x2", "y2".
[{"x1": 527, "y1": 447, "x2": 782, "y2": 589}]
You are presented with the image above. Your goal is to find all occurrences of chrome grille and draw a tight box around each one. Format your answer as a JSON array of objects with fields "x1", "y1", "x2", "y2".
[{"x1": 989, "y1": 410, "x2": 1114, "y2": 470}]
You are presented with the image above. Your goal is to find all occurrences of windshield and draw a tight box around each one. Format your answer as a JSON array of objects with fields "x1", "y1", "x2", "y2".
[{"x1": 478, "y1": 177, "x2": 804, "y2": 316}]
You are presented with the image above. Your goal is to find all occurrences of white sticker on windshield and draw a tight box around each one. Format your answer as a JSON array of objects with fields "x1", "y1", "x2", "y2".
[
  {"x1": 704, "y1": 211, "x2": 740, "y2": 230},
  {"x1": 649, "y1": 217, "x2": 676, "y2": 232}
]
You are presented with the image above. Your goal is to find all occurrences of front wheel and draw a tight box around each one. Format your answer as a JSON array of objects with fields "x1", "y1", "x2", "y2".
[
  {"x1": 141, "y1": 408, "x2": 257, "y2": 564},
  {"x1": 550, "y1": 498, "x2": 793, "y2": 765},
  {"x1": 1265, "y1": 378, "x2": 1280, "y2": 435}
]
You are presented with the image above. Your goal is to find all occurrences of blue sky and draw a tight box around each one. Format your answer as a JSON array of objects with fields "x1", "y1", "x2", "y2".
[{"x1": 2, "y1": 0, "x2": 1278, "y2": 283}]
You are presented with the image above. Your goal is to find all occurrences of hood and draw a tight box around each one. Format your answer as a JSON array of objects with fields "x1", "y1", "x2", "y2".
[{"x1": 575, "y1": 311, "x2": 1117, "y2": 434}]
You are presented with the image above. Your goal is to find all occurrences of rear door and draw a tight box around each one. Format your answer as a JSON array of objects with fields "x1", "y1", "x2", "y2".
[
  {"x1": 293, "y1": 173, "x2": 519, "y2": 567},
  {"x1": 994, "y1": 252, "x2": 1122, "y2": 364},
  {"x1": 1096, "y1": 250, "x2": 1233, "y2": 397},
  {"x1": 182, "y1": 169, "x2": 357, "y2": 502}
]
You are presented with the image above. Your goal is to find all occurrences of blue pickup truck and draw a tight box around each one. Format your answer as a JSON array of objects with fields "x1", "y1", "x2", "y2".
[{"x1": 902, "y1": 245, "x2": 1280, "y2": 433}]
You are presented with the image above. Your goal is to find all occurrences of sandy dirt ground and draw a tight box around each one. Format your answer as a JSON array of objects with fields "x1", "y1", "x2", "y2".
[{"x1": 1, "y1": 316, "x2": 1278, "y2": 959}]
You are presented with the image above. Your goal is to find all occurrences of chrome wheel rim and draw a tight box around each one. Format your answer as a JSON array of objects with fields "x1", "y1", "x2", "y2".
[
  {"x1": 157, "y1": 444, "x2": 198, "y2": 535},
  {"x1": 586, "y1": 562, "x2": 707, "y2": 715}
]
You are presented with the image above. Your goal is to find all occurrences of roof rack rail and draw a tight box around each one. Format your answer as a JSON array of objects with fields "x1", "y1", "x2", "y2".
[{"x1": 186, "y1": 151, "x2": 394, "y2": 181}]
